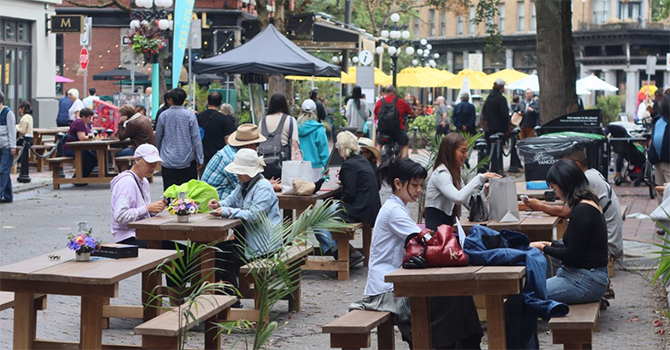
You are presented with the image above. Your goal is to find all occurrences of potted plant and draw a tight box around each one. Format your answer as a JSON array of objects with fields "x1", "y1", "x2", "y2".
[
  {"x1": 167, "y1": 192, "x2": 199, "y2": 223},
  {"x1": 128, "y1": 20, "x2": 168, "y2": 63},
  {"x1": 67, "y1": 229, "x2": 101, "y2": 262}
]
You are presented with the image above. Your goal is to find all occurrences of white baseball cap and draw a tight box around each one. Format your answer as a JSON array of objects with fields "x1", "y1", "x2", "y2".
[
  {"x1": 134, "y1": 144, "x2": 163, "y2": 163},
  {"x1": 495, "y1": 78, "x2": 506, "y2": 86},
  {"x1": 301, "y1": 99, "x2": 317, "y2": 113}
]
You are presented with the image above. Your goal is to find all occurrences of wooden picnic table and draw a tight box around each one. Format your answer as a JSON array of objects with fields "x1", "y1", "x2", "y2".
[
  {"x1": 127, "y1": 214, "x2": 245, "y2": 320},
  {"x1": 276, "y1": 186, "x2": 342, "y2": 219},
  {"x1": 0, "y1": 247, "x2": 177, "y2": 350},
  {"x1": 460, "y1": 210, "x2": 566, "y2": 242},
  {"x1": 51, "y1": 139, "x2": 123, "y2": 187},
  {"x1": 386, "y1": 265, "x2": 526, "y2": 350}
]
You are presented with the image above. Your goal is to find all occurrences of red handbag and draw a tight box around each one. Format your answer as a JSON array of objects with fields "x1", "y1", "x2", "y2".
[{"x1": 403, "y1": 225, "x2": 468, "y2": 269}]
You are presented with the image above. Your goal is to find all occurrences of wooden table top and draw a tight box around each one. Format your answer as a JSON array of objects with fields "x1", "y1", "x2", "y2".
[
  {"x1": 276, "y1": 187, "x2": 342, "y2": 203},
  {"x1": 385, "y1": 266, "x2": 526, "y2": 284},
  {"x1": 516, "y1": 182, "x2": 548, "y2": 199},
  {"x1": 0, "y1": 248, "x2": 177, "y2": 286},
  {"x1": 33, "y1": 127, "x2": 70, "y2": 135},
  {"x1": 460, "y1": 211, "x2": 560, "y2": 230},
  {"x1": 128, "y1": 214, "x2": 241, "y2": 232}
]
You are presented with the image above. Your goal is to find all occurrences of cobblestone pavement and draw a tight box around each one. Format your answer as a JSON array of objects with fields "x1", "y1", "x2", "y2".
[{"x1": 1, "y1": 158, "x2": 669, "y2": 349}]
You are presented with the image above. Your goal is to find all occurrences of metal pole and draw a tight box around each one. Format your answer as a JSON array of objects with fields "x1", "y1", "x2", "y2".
[
  {"x1": 225, "y1": 73, "x2": 230, "y2": 104},
  {"x1": 83, "y1": 65, "x2": 88, "y2": 97},
  {"x1": 392, "y1": 55, "x2": 398, "y2": 87},
  {"x1": 151, "y1": 55, "x2": 159, "y2": 120},
  {"x1": 131, "y1": 52, "x2": 135, "y2": 92},
  {"x1": 342, "y1": 0, "x2": 352, "y2": 74},
  {"x1": 188, "y1": 45, "x2": 193, "y2": 108}
]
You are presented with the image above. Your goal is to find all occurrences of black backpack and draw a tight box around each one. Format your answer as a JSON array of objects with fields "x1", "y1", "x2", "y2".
[
  {"x1": 259, "y1": 114, "x2": 293, "y2": 180},
  {"x1": 377, "y1": 96, "x2": 399, "y2": 134}
]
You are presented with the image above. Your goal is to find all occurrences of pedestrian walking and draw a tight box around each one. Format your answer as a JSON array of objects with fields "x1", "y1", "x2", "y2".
[
  {"x1": 434, "y1": 96, "x2": 449, "y2": 135},
  {"x1": 197, "y1": 91, "x2": 236, "y2": 168},
  {"x1": 0, "y1": 91, "x2": 16, "y2": 203},
  {"x1": 56, "y1": 94, "x2": 73, "y2": 127},
  {"x1": 345, "y1": 85, "x2": 371, "y2": 137},
  {"x1": 514, "y1": 89, "x2": 540, "y2": 139},
  {"x1": 298, "y1": 99, "x2": 330, "y2": 181},
  {"x1": 155, "y1": 88, "x2": 204, "y2": 191},
  {"x1": 82, "y1": 87, "x2": 100, "y2": 109},
  {"x1": 453, "y1": 93, "x2": 476, "y2": 136}
]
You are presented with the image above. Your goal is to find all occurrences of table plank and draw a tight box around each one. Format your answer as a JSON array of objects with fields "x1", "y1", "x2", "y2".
[
  {"x1": 384, "y1": 268, "x2": 443, "y2": 283},
  {"x1": 126, "y1": 216, "x2": 175, "y2": 230},
  {"x1": 516, "y1": 182, "x2": 546, "y2": 199},
  {"x1": 474, "y1": 266, "x2": 526, "y2": 280},
  {"x1": 426, "y1": 266, "x2": 483, "y2": 282},
  {"x1": 0, "y1": 248, "x2": 72, "y2": 280},
  {"x1": 68, "y1": 249, "x2": 177, "y2": 285},
  {"x1": 519, "y1": 211, "x2": 560, "y2": 230}
]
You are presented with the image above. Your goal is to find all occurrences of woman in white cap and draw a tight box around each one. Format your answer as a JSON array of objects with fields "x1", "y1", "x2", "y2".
[
  {"x1": 298, "y1": 99, "x2": 330, "y2": 181},
  {"x1": 208, "y1": 148, "x2": 281, "y2": 297},
  {"x1": 110, "y1": 143, "x2": 166, "y2": 245}
]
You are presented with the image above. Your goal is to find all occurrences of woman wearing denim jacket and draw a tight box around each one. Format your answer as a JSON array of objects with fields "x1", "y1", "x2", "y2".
[
  {"x1": 208, "y1": 148, "x2": 281, "y2": 302},
  {"x1": 530, "y1": 160, "x2": 609, "y2": 304}
]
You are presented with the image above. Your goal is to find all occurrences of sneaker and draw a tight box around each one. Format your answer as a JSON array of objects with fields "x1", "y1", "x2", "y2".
[
  {"x1": 0, "y1": 198, "x2": 12, "y2": 203},
  {"x1": 349, "y1": 249, "x2": 365, "y2": 268}
]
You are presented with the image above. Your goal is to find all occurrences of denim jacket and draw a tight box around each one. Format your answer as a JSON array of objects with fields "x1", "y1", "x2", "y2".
[
  {"x1": 217, "y1": 174, "x2": 281, "y2": 258},
  {"x1": 464, "y1": 225, "x2": 569, "y2": 349}
]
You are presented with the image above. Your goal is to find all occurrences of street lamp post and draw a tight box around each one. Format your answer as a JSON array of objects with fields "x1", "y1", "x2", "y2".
[
  {"x1": 411, "y1": 38, "x2": 439, "y2": 68},
  {"x1": 128, "y1": 0, "x2": 173, "y2": 120},
  {"x1": 376, "y1": 13, "x2": 411, "y2": 87}
]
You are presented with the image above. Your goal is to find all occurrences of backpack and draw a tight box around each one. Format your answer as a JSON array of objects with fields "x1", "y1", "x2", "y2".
[
  {"x1": 259, "y1": 114, "x2": 293, "y2": 180},
  {"x1": 377, "y1": 96, "x2": 399, "y2": 134}
]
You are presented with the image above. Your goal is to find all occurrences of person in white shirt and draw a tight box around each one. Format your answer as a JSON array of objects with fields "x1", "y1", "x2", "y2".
[
  {"x1": 349, "y1": 158, "x2": 483, "y2": 349},
  {"x1": 425, "y1": 133, "x2": 501, "y2": 230},
  {"x1": 67, "y1": 88, "x2": 85, "y2": 123},
  {"x1": 81, "y1": 87, "x2": 100, "y2": 109}
]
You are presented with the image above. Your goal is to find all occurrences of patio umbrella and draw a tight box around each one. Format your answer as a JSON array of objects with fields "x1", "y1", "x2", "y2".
[
  {"x1": 576, "y1": 74, "x2": 619, "y2": 92},
  {"x1": 442, "y1": 69, "x2": 494, "y2": 89},
  {"x1": 55, "y1": 75, "x2": 74, "y2": 83},
  {"x1": 488, "y1": 69, "x2": 528, "y2": 84},
  {"x1": 92, "y1": 67, "x2": 148, "y2": 81},
  {"x1": 341, "y1": 67, "x2": 391, "y2": 85},
  {"x1": 285, "y1": 75, "x2": 343, "y2": 82},
  {"x1": 399, "y1": 66, "x2": 454, "y2": 87},
  {"x1": 510, "y1": 74, "x2": 591, "y2": 95}
]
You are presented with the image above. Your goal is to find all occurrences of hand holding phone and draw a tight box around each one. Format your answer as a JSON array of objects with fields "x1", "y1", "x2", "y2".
[{"x1": 520, "y1": 195, "x2": 529, "y2": 201}]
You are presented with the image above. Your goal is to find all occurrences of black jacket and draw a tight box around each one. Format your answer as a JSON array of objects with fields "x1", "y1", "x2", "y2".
[
  {"x1": 514, "y1": 98, "x2": 540, "y2": 127},
  {"x1": 481, "y1": 89, "x2": 510, "y2": 133},
  {"x1": 340, "y1": 154, "x2": 382, "y2": 225}
]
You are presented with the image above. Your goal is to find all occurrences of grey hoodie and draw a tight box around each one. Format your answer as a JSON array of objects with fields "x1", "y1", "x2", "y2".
[{"x1": 0, "y1": 106, "x2": 16, "y2": 150}]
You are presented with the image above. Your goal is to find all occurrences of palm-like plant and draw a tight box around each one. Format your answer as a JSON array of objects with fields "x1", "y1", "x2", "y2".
[{"x1": 218, "y1": 199, "x2": 352, "y2": 350}]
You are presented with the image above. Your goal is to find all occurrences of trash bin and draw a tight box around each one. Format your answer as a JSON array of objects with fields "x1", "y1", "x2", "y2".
[{"x1": 517, "y1": 133, "x2": 604, "y2": 181}]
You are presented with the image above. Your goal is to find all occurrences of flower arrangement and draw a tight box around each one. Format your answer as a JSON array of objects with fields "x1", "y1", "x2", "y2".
[
  {"x1": 167, "y1": 198, "x2": 199, "y2": 216},
  {"x1": 127, "y1": 20, "x2": 168, "y2": 59},
  {"x1": 67, "y1": 229, "x2": 101, "y2": 254}
]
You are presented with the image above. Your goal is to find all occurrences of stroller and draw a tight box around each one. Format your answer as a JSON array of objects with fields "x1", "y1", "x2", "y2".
[{"x1": 608, "y1": 123, "x2": 656, "y2": 199}]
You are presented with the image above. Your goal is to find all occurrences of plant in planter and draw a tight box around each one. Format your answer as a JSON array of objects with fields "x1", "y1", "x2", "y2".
[
  {"x1": 66, "y1": 229, "x2": 101, "y2": 262},
  {"x1": 128, "y1": 19, "x2": 168, "y2": 63}
]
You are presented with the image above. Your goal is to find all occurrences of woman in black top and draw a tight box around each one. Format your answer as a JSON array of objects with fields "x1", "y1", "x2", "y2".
[{"x1": 530, "y1": 160, "x2": 609, "y2": 304}]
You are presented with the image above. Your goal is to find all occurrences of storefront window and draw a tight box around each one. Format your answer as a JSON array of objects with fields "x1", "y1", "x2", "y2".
[
  {"x1": 5, "y1": 21, "x2": 16, "y2": 41},
  {"x1": 18, "y1": 49, "x2": 29, "y2": 104},
  {"x1": 4, "y1": 49, "x2": 16, "y2": 111},
  {"x1": 18, "y1": 23, "x2": 29, "y2": 42}
]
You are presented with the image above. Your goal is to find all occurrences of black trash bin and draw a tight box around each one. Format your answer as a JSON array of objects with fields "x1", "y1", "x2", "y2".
[{"x1": 517, "y1": 134, "x2": 602, "y2": 181}]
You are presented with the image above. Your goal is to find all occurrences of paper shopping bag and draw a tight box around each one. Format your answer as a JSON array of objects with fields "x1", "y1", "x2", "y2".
[
  {"x1": 280, "y1": 160, "x2": 313, "y2": 195},
  {"x1": 488, "y1": 177, "x2": 520, "y2": 222}
]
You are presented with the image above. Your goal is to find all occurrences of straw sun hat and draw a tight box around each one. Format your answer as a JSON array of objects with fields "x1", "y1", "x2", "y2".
[
  {"x1": 224, "y1": 148, "x2": 266, "y2": 177},
  {"x1": 228, "y1": 123, "x2": 267, "y2": 147},
  {"x1": 358, "y1": 137, "x2": 380, "y2": 160}
]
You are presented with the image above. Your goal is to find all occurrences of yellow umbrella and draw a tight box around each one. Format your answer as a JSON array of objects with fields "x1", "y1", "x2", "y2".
[
  {"x1": 341, "y1": 66, "x2": 391, "y2": 85},
  {"x1": 285, "y1": 75, "x2": 344, "y2": 82},
  {"x1": 488, "y1": 69, "x2": 528, "y2": 84},
  {"x1": 442, "y1": 69, "x2": 495, "y2": 89},
  {"x1": 394, "y1": 67, "x2": 449, "y2": 87}
]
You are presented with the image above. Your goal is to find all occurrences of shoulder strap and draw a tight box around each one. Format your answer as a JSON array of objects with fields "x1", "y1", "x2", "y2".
[
  {"x1": 288, "y1": 115, "x2": 293, "y2": 140},
  {"x1": 270, "y1": 113, "x2": 289, "y2": 135},
  {"x1": 0, "y1": 107, "x2": 9, "y2": 125},
  {"x1": 260, "y1": 116, "x2": 270, "y2": 134},
  {"x1": 602, "y1": 182, "x2": 613, "y2": 213}
]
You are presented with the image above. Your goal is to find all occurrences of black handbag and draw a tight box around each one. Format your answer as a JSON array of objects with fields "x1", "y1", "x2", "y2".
[{"x1": 468, "y1": 191, "x2": 489, "y2": 222}]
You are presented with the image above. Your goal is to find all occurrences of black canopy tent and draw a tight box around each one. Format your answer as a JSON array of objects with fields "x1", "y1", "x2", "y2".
[
  {"x1": 193, "y1": 24, "x2": 341, "y2": 77},
  {"x1": 92, "y1": 67, "x2": 148, "y2": 81}
]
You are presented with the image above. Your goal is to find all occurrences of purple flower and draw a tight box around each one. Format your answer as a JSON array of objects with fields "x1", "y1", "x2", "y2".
[{"x1": 84, "y1": 236, "x2": 98, "y2": 249}]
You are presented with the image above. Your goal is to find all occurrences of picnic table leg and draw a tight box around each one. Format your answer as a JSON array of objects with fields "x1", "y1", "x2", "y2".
[
  {"x1": 204, "y1": 314, "x2": 222, "y2": 350},
  {"x1": 143, "y1": 239, "x2": 163, "y2": 321},
  {"x1": 288, "y1": 260, "x2": 303, "y2": 312},
  {"x1": 485, "y1": 295, "x2": 507, "y2": 350},
  {"x1": 80, "y1": 296, "x2": 104, "y2": 350},
  {"x1": 335, "y1": 234, "x2": 350, "y2": 281},
  {"x1": 283, "y1": 209, "x2": 293, "y2": 222},
  {"x1": 410, "y1": 297, "x2": 432, "y2": 350},
  {"x1": 101, "y1": 298, "x2": 110, "y2": 329},
  {"x1": 96, "y1": 147, "x2": 106, "y2": 178},
  {"x1": 362, "y1": 224, "x2": 372, "y2": 267},
  {"x1": 198, "y1": 240, "x2": 216, "y2": 284},
  {"x1": 74, "y1": 150, "x2": 84, "y2": 180},
  {"x1": 13, "y1": 292, "x2": 36, "y2": 350}
]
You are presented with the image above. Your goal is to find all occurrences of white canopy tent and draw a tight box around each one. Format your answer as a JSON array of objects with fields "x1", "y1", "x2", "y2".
[
  {"x1": 576, "y1": 74, "x2": 619, "y2": 92},
  {"x1": 509, "y1": 74, "x2": 591, "y2": 95}
]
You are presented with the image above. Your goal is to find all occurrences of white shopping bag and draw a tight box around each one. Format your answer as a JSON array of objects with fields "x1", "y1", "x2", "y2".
[
  {"x1": 488, "y1": 177, "x2": 521, "y2": 222},
  {"x1": 280, "y1": 160, "x2": 313, "y2": 195}
]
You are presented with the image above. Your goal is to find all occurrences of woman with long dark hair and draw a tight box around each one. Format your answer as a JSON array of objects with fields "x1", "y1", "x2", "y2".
[
  {"x1": 259, "y1": 93, "x2": 301, "y2": 164},
  {"x1": 425, "y1": 133, "x2": 500, "y2": 229},
  {"x1": 530, "y1": 159, "x2": 609, "y2": 304},
  {"x1": 345, "y1": 85, "x2": 370, "y2": 137}
]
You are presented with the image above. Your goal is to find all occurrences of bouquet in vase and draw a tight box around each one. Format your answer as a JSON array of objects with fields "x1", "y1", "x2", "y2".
[
  {"x1": 167, "y1": 198, "x2": 199, "y2": 216},
  {"x1": 67, "y1": 229, "x2": 102, "y2": 254}
]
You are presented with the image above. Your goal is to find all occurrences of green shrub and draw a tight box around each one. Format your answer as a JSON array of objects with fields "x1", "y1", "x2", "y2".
[
  {"x1": 237, "y1": 110, "x2": 251, "y2": 125},
  {"x1": 596, "y1": 95, "x2": 622, "y2": 125},
  {"x1": 407, "y1": 115, "x2": 435, "y2": 135}
]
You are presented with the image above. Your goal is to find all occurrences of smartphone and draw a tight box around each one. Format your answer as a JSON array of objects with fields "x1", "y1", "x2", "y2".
[{"x1": 520, "y1": 195, "x2": 529, "y2": 201}]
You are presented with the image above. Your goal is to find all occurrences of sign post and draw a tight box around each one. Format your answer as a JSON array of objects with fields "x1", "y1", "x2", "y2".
[
  {"x1": 80, "y1": 47, "x2": 89, "y2": 95},
  {"x1": 666, "y1": 53, "x2": 670, "y2": 72},
  {"x1": 645, "y1": 55, "x2": 656, "y2": 99}
]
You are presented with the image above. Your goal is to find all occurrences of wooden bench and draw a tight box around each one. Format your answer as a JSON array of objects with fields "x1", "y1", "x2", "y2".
[
  {"x1": 134, "y1": 294, "x2": 236, "y2": 350},
  {"x1": 322, "y1": 310, "x2": 395, "y2": 350},
  {"x1": 302, "y1": 223, "x2": 362, "y2": 280},
  {"x1": 548, "y1": 302, "x2": 600, "y2": 350},
  {"x1": 239, "y1": 245, "x2": 313, "y2": 314},
  {"x1": 115, "y1": 155, "x2": 135, "y2": 172},
  {"x1": 0, "y1": 291, "x2": 47, "y2": 312},
  {"x1": 46, "y1": 157, "x2": 74, "y2": 190}
]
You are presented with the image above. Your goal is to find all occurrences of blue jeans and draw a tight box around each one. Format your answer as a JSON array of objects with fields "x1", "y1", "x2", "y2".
[
  {"x1": 0, "y1": 148, "x2": 13, "y2": 201},
  {"x1": 547, "y1": 265, "x2": 608, "y2": 304},
  {"x1": 115, "y1": 147, "x2": 134, "y2": 157}
]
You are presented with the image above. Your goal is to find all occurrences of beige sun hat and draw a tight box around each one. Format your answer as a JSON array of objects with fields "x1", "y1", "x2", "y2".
[
  {"x1": 228, "y1": 123, "x2": 267, "y2": 147},
  {"x1": 357, "y1": 137, "x2": 380, "y2": 160},
  {"x1": 224, "y1": 148, "x2": 266, "y2": 177}
]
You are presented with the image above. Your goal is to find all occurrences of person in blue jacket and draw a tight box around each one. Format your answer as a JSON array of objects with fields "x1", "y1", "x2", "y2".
[
  {"x1": 297, "y1": 99, "x2": 330, "y2": 181},
  {"x1": 452, "y1": 92, "x2": 477, "y2": 136}
]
